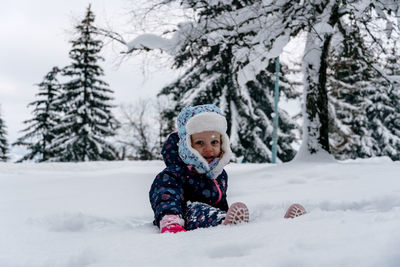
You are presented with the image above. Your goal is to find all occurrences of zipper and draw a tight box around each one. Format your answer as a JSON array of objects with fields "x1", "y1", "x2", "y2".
[{"x1": 213, "y1": 179, "x2": 222, "y2": 205}]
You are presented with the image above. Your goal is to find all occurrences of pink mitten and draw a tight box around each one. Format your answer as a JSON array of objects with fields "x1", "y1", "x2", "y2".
[
  {"x1": 161, "y1": 224, "x2": 186, "y2": 233},
  {"x1": 160, "y1": 215, "x2": 186, "y2": 234}
]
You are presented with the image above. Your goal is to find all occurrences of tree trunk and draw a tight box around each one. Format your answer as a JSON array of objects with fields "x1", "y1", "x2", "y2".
[
  {"x1": 298, "y1": 1, "x2": 340, "y2": 157},
  {"x1": 300, "y1": 30, "x2": 332, "y2": 156}
]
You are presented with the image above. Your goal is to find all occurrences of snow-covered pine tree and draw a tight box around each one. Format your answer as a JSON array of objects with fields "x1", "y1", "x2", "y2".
[
  {"x1": 13, "y1": 67, "x2": 61, "y2": 162},
  {"x1": 126, "y1": 0, "x2": 399, "y2": 159},
  {"x1": 328, "y1": 15, "x2": 400, "y2": 161},
  {"x1": 51, "y1": 5, "x2": 118, "y2": 162},
  {"x1": 327, "y1": 53, "x2": 364, "y2": 159},
  {"x1": 130, "y1": 0, "x2": 300, "y2": 163},
  {"x1": 366, "y1": 42, "x2": 400, "y2": 160},
  {"x1": 327, "y1": 27, "x2": 378, "y2": 159},
  {"x1": 159, "y1": 57, "x2": 299, "y2": 163},
  {"x1": 230, "y1": 0, "x2": 400, "y2": 158},
  {"x1": 0, "y1": 106, "x2": 9, "y2": 162}
]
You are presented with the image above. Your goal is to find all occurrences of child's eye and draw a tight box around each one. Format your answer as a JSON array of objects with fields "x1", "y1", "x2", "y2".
[
  {"x1": 211, "y1": 140, "x2": 220, "y2": 145},
  {"x1": 195, "y1": 140, "x2": 204, "y2": 146}
]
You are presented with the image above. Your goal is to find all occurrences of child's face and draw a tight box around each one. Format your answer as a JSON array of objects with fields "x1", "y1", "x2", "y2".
[{"x1": 191, "y1": 131, "x2": 222, "y2": 163}]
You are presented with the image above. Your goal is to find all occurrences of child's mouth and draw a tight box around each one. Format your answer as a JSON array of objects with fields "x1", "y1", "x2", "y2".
[{"x1": 204, "y1": 156, "x2": 214, "y2": 163}]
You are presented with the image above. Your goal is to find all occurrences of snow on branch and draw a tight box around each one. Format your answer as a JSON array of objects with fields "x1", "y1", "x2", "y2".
[
  {"x1": 127, "y1": 34, "x2": 176, "y2": 54},
  {"x1": 126, "y1": 22, "x2": 198, "y2": 55}
]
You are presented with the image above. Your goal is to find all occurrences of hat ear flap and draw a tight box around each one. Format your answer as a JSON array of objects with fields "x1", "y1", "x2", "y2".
[{"x1": 203, "y1": 132, "x2": 232, "y2": 179}]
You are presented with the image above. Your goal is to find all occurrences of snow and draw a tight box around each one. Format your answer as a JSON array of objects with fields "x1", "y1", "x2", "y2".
[
  {"x1": 127, "y1": 22, "x2": 198, "y2": 56},
  {"x1": 127, "y1": 34, "x2": 176, "y2": 54},
  {"x1": 1, "y1": 158, "x2": 400, "y2": 267}
]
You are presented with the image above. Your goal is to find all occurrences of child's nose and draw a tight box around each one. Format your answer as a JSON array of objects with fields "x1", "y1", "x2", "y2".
[{"x1": 204, "y1": 144, "x2": 213, "y2": 152}]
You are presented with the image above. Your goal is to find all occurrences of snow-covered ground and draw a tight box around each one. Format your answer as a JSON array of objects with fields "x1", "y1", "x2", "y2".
[{"x1": 1, "y1": 157, "x2": 399, "y2": 267}]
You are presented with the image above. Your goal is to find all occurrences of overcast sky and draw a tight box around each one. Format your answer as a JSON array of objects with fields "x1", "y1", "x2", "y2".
[{"x1": 0, "y1": 0, "x2": 179, "y2": 151}]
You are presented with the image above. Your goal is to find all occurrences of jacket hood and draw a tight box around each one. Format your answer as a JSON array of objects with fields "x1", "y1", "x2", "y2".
[
  {"x1": 177, "y1": 104, "x2": 232, "y2": 179},
  {"x1": 161, "y1": 132, "x2": 184, "y2": 167}
]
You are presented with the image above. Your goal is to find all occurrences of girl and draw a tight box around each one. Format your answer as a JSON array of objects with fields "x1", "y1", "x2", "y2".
[{"x1": 149, "y1": 104, "x2": 305, "y2": 233}]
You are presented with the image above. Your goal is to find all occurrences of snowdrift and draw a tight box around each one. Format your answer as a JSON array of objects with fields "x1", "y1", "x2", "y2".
[{"x1": 0, "y1": 158, "x2": 399, "y2": 267}]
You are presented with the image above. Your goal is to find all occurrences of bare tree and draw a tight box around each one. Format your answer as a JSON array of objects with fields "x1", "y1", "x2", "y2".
[{"x1": 117, "y1": 99, "x2": 160, "y2": 160}]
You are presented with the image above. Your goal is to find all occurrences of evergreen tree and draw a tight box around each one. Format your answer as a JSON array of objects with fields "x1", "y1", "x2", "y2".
[
  {"x1": 160, "y1": 57, "x2": 299, "y2": 163},
  {"x1": 51, "y1": 5, "x2": 118, "y2": 162},
  {"x1": 367, "y1": 42, "x2": 400, "y2": 160},
  {"x1": 329, "y1": 25, "x2": 400, "y2": 161},
  {"x1": 127, "y1": 0, "x2": 331, "y2": 157},
  {"x1": 0, "y1": 106, "x2": 9, "y2": 162},
  {"x1": 13, "y1": 67, "x2": 61, "y2": 162},
  {"x1": 126, "y1": 0, "x2": 399, "y2": 158},
  {"x1": 327, "y1": 23, "x2": 377, "y2": 159},
  {"x1": 137, "y1": 1, "x2": 300, "y2": 162}
]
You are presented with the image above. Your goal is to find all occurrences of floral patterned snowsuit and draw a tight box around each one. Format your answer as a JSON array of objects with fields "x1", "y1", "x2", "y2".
[{"x1": 149, "y1": 132, "x2": 229, "y2": 230}]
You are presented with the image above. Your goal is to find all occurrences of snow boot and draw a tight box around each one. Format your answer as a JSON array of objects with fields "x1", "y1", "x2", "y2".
[
  {"x1": 223, "y1": 202, "x2": 249, "y2": 225},
  {"x1": 284, "y1": 203, "x2": 307, "y2": 219}
]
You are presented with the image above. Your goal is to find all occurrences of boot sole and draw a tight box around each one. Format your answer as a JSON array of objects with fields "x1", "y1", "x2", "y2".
[
  {"x1": 223, "y1": 202, "x2": 249, "y2": 225},
  {"x1": 284, "y1": 203, "x2": 307, "y2": 219}
]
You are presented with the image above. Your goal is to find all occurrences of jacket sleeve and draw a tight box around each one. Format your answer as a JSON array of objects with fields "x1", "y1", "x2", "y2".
[{"x1": 149, "y1": 166, "x2": 186, "y2": 227}]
